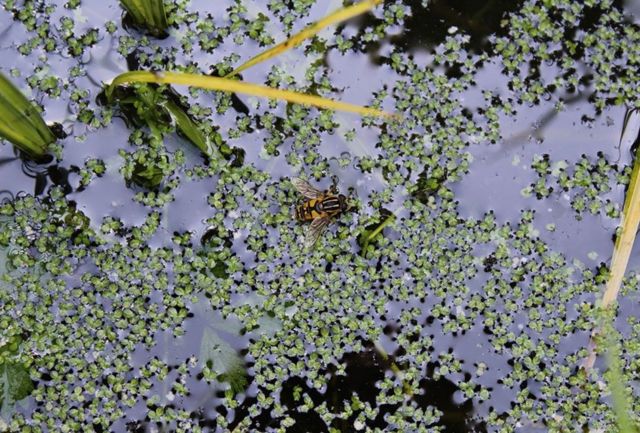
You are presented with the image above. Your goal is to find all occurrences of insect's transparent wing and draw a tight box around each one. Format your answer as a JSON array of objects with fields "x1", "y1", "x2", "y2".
[
  {"x1": 292, "y1": 177, "x2": 324, "y2": 199},
  {"x1": 305, "y1": 216, "x2": 330, "y2": 249}
]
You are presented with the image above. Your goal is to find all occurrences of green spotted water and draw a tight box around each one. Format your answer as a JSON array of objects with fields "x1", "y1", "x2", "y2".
[{"x1": 1, "y1": 1, "x2": 640, "y2": 432}]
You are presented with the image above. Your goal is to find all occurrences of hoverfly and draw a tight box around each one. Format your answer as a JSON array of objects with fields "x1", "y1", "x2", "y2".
[{"x1": 292, "y1": 177, "x2": 349, "y2": 248}]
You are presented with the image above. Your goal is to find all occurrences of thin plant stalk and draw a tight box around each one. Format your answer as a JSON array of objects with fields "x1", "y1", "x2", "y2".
[
  {"x1": 226, "y1": 0, "x2": 383, "y2": 78},
  {"x1": 374, "y1": 341, "x2": 413, "y2": 397},
  {"x1": 0, "y1": 73, "x2": 55, "y2": 158},
  {"x1": 579, "y1": 108, "x2": 640, "y2": 432},
  {"x1": 584, "y1": 110, "x2": 640, "y2": 370},
  {"x1": 106, "y1": 71, "x2": 395, "y2": 118}
]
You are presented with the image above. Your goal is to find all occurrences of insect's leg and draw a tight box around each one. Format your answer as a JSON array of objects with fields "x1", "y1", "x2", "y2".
[{"x1": 329, "y1": 175, "x2": 339, "y2": 194}]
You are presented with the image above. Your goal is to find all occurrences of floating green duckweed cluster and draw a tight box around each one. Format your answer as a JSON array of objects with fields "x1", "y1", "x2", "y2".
[
  {"x1": 526, "y1": 152, "x2": 631, "y2": 219},
  {"x1": 493, "y1": 0, "x2": 640, "y2": 110},
  {"x1": 1, "y1": 0, "x2": 640, "y2": 432}
]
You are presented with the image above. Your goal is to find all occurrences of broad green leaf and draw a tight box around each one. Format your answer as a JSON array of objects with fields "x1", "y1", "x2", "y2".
[
  {"x1": 165, "y1": 100, "x2": 213, "y2": 157},
  {"x1": 0, "y1": 73, "x2": 55, "y2": 158},
  {"x1": 120, "y1": 0, "x2": 168, "y2": 37}
]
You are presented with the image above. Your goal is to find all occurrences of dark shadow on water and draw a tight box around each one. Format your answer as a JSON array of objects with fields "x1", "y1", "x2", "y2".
[
  {"x1": 227, "y1": 343, "x2": 486, "y2": 432},
  {"x1": 352, "y1": 0, "x2": 526, "y2": 54},
  {"x1": 20, "y1": 156, "x2": 78, "y2": 196}
]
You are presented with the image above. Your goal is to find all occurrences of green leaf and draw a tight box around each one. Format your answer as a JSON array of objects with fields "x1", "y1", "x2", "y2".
[
  {"x1": 0, "y1": 73, "x2": 55, "y2": 158},
  {"x1": 131, "y1": 157, "x2": 166, "y2": 189},
  {"x1": 120, "y1": 0, "x2": 168, "y2": 37},
  {"x1": 0, "y1": 362, "x2": 34, "y2": 421},
  {"x1": 165, "y1": 100, "x2": 214, "y2": 157}
]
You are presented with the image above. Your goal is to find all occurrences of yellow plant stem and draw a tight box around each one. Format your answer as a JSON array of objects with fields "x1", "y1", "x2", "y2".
[
  {"x1": 106, "y1": 71, "x2": 394, "y2": 119},
  {"x1": 226, "y1": 0, "x2": 383, "y2": 78},
  {"x1": 584, "y1": 144, "x2": 640, "y2": 370}
]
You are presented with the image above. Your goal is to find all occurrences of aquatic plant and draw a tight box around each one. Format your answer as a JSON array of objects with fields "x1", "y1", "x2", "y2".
[
  {"x1": 0, "y1": 73, "x2": 55, "y2": 159},
  {"x1": 106, "y1": 70, "x2": 394, "y2": 118},
  {"x1": 2, "y1": 0, "x2": 640, "y2": 431},
  {"x1": 357, "y1": 209, "x2": 396, "y2": 256},
  {"x1": 107, "y1": 83, "x2": 221, "y2": 158}
]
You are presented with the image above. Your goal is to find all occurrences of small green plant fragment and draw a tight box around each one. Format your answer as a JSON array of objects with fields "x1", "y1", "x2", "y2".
[
  {"x1": 217, "y1": 362, "x2": 249, "y2": 396},
  {"x1": 120, "y1": 0, "x2": 169, "y2": 37},
  {"x1": 106, "y1": 71, "x2": 395, "y2": 118},
  {"x1": 226, "y1": 0, "x2": 383, "y2": 77},
  {"x1": 200, "y1": 230, "x2": 231, "y2": 279},
  {"x1": 411, "y1": 166, "x2": 448, "y2": 204},
  {"x1": 0, "y1": 73, "x2": 56, "y2": 159},
  {"x1": 130, "y1": 153, "x2": 167, "y2": 189},
  {"x1": 357, "y1": 209, "x2": 395, "y2": 255}
]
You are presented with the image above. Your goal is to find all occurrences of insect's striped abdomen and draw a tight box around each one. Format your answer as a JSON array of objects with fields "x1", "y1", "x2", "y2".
[{"x1": 320, "y1": 196, "x2": 340, "y2": 212}]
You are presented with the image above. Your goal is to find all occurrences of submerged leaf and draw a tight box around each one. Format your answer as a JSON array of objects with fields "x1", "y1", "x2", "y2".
[
  {"x1": 199, "y1": 328, "x2": 249, "y2": 395},
  {"x1": 0, "y1": 362, "x2": 34, "y2": 421},
  {"x1": 226, "y1": 0, "x2": 383, "y2": 77}
]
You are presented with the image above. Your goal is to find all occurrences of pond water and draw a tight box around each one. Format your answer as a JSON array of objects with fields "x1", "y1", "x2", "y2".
[{"x1": 1, "y1": 1, "x2": 640, "y2": 432}]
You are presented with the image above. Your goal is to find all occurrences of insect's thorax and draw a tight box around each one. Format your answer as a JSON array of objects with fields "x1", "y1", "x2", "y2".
[{"x1": 296, "y1": 195, "x2": 343, "y2": 221}]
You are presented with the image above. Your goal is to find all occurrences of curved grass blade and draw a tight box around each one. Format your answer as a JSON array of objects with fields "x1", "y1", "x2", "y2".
[
  {"x1": 618, "y1": 108, "x2": 637, "y2": 150},
  {"x1": 226, "y1": 0, "x2": 383, "y2": 78},
  {"x1": 0, "y1": 73, "x2": 55, "y2": 159},
  {"x1": 106, "y1": 71, "x2": 395, "y2": 118},
  {"x1": 604, "y1": 149, "x2": 640, "y2": 307},
  {"x1": 120, "y1": 0, "x2": 168, "y2": 37}
]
